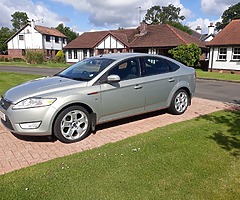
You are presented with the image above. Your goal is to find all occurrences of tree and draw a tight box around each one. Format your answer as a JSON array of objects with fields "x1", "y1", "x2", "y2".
[
  {"x1": 168, "y1": 43, "x2": 201, "y2": 68},
  {"x1": 144, "y1": 4, "x2": 185, "y2": 25},
  {"x1": 11, "y1": 11, "x2": 29, "y2": 32},
  {"x1": 215, "y1": 2, "x2": 240, "y2": 31},
  {"x1": 0, "y1": 27, "x2": 14, "y2": 54},
  {"x1": 144, "y1": 4, "x2": 191, "y2": 34},
  {"x1": 56, "y1": 23, "x2": 79, "y2": 43}
]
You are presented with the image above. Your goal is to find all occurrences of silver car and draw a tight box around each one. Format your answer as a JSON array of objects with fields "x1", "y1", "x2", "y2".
[{"x1": 0, "y1": 53, "x2": 196, "y2": 143}]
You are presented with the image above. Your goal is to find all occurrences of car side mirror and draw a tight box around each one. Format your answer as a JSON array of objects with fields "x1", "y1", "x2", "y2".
[{"x1": 107, "y1": 75, "x2": 120, "y2": 83}]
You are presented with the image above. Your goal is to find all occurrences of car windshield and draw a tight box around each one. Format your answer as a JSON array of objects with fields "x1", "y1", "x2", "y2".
[{"x1": 57, "y1": 58, "x2": 115, "y2": 81}]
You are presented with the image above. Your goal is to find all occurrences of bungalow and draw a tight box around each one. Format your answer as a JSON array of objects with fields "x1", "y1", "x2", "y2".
[
  {"x1": 207, "y1": 19, "x2": 240, "y2": 73},
  {"x1": 6, "y1": 20, "x2": 67, "y2": 59},
  {"x1": 64, "y1": 22, "x2": 207, "y2": 63}
]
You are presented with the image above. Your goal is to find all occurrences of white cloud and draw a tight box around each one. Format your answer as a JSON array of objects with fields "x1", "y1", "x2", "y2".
[
  {"x1": 52, "y1": 0, "x2": 192, "y2": 28},
  {"x1": 201, "y1": 0, "x2": 239, "y2": 16},
  {"x1": 0, "y1": 0, "x2": 69, "y2": 28},
  {"x1": 187, "y1": 18, "x2": 220, "y2": 34}
]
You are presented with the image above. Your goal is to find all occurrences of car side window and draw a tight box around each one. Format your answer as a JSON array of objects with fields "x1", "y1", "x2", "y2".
[
  {"x1": 143, "y1": 57, "x2": 170, "y2": 76},
  {"x1": 165, "y1": 60, "x2": 180, "y2": 72},
  {"x1": 108, "y1": 58, "x2": 140, "y2": 80}
]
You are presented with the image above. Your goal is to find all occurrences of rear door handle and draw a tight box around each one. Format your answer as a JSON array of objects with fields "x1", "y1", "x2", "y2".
[
  {"x1": 168, "y1": 78, "x2": 175, "y2": 82},
  {"x1": 134, "y1": 84, "x2": 143, "y2": 90}
]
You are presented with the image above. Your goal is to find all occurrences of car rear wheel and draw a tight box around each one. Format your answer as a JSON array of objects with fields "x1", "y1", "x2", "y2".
[
  {"x1": 53, "y1": 106, "x2": 91, "y2": 143},
  {"x1": 168, "y1": 89, "x2": 189, "y2": 115}
]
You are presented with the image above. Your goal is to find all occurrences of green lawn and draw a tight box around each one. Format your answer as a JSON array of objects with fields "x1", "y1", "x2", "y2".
[
  {"x1": 0, "y1": 61, "x2": 70, "y2": 68},
  {"x1": 0, "y1": 110, "x2": 239, "y2": 199},
  {"x1": 0, "y1": 72, "x2": 42, "y2": 95},
  {"x1": 196, "y1": 68, "x2": 240, "y2": 82}
]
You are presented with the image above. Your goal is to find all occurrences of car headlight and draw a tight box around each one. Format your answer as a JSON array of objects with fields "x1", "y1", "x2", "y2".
[{"x1": 13, "y1": 98, "x2": 56, "y2": 110}]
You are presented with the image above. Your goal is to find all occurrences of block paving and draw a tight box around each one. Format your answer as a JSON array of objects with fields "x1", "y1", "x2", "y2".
[{"x1": 0, "y1": 98, "x2": 234, "y2": 175}]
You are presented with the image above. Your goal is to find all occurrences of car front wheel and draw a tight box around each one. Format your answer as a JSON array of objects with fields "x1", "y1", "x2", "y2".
[
  {"x1": 168, "y1": 89, "x2": 189, "y2": 115},
  {"x1": 53, "y1": 105, "x2": 91, "y2": 143}
]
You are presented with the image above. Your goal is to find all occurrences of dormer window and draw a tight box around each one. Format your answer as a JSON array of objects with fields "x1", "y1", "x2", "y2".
[{"x1": 19, "y1": 35, "x2": 24, "y2": 40}]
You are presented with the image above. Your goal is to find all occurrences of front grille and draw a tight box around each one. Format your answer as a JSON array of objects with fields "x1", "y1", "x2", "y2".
[{"x1": 0, "y1": 97, "x2": 12, "y2": 110}]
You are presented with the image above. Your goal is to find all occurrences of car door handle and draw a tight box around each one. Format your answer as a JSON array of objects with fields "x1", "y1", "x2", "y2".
[
  {"x1": 134, "y1": 84, "x2": 143, "y2": 90},
  {"x1": 168, "y1": 78, "x2": 175, "y2": 82}
]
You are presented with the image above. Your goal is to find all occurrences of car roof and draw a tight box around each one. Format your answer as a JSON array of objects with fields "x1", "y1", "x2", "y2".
[{"x1": 93, "y1": 52, "x2": 153, "y2": 60}]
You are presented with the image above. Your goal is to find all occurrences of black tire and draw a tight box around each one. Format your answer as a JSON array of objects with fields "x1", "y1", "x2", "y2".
[
  {"x1": 53, "y1": 105, "x2": 91, "y2": 143},
  {"x1": 168, "y1": 89, "x2": 189, "y2": 115}
]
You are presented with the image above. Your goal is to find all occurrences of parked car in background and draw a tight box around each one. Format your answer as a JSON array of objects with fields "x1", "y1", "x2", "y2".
[{"x1": 0, "y1": 53, "x2": 196, "y2": 143}]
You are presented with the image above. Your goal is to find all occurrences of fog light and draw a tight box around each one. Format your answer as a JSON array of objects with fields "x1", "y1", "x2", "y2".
[{"x1": 19, "y1": 122, "x2": 41, "y2": 129}]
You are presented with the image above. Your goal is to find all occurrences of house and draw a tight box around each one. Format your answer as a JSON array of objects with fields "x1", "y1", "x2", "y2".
[
  {"x1": 6, "y1": 20, "x2": 67, "y2": 59},
  {"x1": 192, "y1": 23, "x2": 215, "y2": 42},
  {"x1": 207, "y1": 19, "x2": 240, "y2": 73},
  {"x1": 64, "y1": 22, "x2": 207, "y2": 63}
]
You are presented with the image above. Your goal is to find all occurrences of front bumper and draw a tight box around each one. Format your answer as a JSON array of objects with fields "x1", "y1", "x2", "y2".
[{"x1": 0, "y1": 98, "x2": 56, "y2": 136}]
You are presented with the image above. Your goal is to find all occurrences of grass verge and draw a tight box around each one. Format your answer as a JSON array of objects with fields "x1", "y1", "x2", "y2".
[
  {"x1": 0, "y1": 72, "x2": 42, "y2": 95},
  {"x1": 0, "y1": 62, "x2": 70, "y2": 68},
  {"x1": 0, "y1": 110, "x2": 240, "y2": 199},
  {"x1": 196, "y1": 69, "x2": 240, "y2": 82}
]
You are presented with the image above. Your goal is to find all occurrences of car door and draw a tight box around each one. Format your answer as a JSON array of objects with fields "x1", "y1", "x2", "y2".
[
  {"x1": 141, "y1": 56, "x2": 179, "y2": 111},
  {"x1": 99, "y1": 58, "x2": 145, "y2": 122}
]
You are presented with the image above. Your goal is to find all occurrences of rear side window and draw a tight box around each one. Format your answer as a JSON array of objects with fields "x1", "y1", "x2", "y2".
[
  {"x1": 165, "y1": 59, "x2": 180, "y2": 72},
  {"x1": 142, "y1": 57, "x2": 170, "y2": 76}
]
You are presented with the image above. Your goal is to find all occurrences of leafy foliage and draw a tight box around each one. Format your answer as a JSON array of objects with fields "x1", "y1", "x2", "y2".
[
  {"x1": 144, "y1": 4, "x2": 185, "y2": 25},
  {"x1": 25, "y1": 50, "x2": 44, "y2": 64},
  {"x1": 215, "y1": 2, "x2": 240, "y2": 31},
  {"x1": 0, "y1": 27, "x2": 14, "y2": 54},
  {"x1": 11, "y1": 11, "x2": 29, "y2": 32},
  {"x1": 168, "y1": 43, "x2": 201, "y2": 67},
  {"x1": 144, "y1": 4, "x2": 191, "y2": 34},
  {"x1": 55, "y1": 50, "x2": 65, "y2": 63},
  {"x1": 56, "y1": 23, "x2": 79, "y2": 43}
]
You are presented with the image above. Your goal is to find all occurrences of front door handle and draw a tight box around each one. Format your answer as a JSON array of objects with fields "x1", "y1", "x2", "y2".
[
  {"x1": 168, "y1": 78, "x2": 175, "y2": 82},
  {"x1": 134, "y1": 84, "x2": 143, "y2": 90}
]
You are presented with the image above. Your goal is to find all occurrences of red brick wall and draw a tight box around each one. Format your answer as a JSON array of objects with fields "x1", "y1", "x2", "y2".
[{"x1": 8, "y1": 49, "x2": 25, "y2": 59}]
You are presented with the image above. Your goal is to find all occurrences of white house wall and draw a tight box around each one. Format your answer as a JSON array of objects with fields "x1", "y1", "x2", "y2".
[
  {"x1": 8, "y1": 24, "x2": 66, "y2": 51},
  {"x1": 96, "y1": 35, "x2": 124, "y2": 49},
  {"x1": 209, "y1": 47, "x2": 240, "y2": 71}
]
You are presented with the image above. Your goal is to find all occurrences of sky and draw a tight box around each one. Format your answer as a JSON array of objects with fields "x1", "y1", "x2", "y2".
[{"x1": 0, "y1": 0, "x2": 239, "y2": 34}]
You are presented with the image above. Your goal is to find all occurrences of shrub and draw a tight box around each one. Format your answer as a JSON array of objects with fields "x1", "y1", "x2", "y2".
[
  {"x1": 168, "y1": 43, "x2": 201, "y2": 68},
  {"x1": 13, "y1": 57, "x2": 25, "y2": 62},
  {"x1": 4, "y1": 57, "x2": 9, "y2": 62},
  {"x1": 55, "y1": 50, "x2": 65, "y2": 63},
  {"x1": 25, "y1": 50, "x2": 44, "y2": 64}
]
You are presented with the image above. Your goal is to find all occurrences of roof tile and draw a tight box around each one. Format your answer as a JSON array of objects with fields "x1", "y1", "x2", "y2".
[{"x1": 207, "y1": 19, "x2": 240, "y2": 46}]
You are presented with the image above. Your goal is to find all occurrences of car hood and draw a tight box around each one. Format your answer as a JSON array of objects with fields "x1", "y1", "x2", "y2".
[{"x1": 3, "y1": 76, "x2": 88, "y2": 103}]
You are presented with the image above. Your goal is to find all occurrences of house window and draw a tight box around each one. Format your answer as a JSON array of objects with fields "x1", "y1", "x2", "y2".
[
  {"x1": 68, "y1": 50, "x2": 72, "y2": 59},
  {"x1": 22, "y1": 49, "x2": 26, "y2": 56},
  {"x1": 218, "y1": 47, "x2": 227, "y2": 60},
  {"x1": 74, "y1": 50, "x2": 77, "y2": 59},
  {"x1": 232, "y1": 47, "x2": 240, "y2": 60},
  {"x1": 83, "y1": 50, "x2": 88, "y2": 58},
  {"x1": 46, "y1": 35, "x2": 51, "y2": 42},
  {"x1": 19, "y1": 35, "x2": 24, "y2": 40},
  {"x1": 55, "y1": 36, "x2": 59, "y2": 43}
]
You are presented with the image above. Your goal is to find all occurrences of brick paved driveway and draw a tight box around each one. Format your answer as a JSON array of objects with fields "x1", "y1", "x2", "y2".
[{"x1": 0, "y1": 98, "x2": 232, "y2": 175}]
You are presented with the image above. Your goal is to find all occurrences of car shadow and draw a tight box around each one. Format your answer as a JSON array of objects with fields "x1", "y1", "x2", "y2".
[
  {"x1": 95, "y1": 109, "x2": 167, "y2": 131},
  {"x1": 11, "y1": 109, "x2": 168, "y2": 143}
]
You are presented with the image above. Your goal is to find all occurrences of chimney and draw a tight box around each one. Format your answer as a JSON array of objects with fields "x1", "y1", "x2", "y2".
[
  {"x1": 208, "y1": 23, "x2": 214, "y2": 35},
  {"x1": 139, "y1": 21, "x2": 147, "y2": 36},
  {"x1": 196, "y1": 26, "x2": 202, "y2": 34}
]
